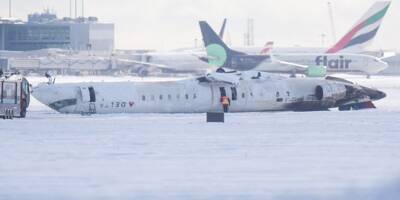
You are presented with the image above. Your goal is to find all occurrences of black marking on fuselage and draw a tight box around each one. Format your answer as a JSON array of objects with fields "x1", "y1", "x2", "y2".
[{"x1": 48, "y1": 99, "x2": 77, "y2": 111}]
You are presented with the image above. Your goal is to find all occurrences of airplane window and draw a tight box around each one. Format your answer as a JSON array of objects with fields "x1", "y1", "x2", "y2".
[
  {"x1": 142, "y1": 95, "x2": 146, "y2": 101},
  {"x1": 159, "y1": 95, "x2": 163, "y2": 100},
  {"x1": 176, "y1": 94, "x2": 180, "y2": 99},
  {"x1": 250, "y1": 92, "x2": 254, "y2": 97},
  {"x1": 185, "y1": 94, "x2": 189, "y2": 100},
  {"x1": 276, "y1": 92, "x2": 280, "y2": 97},
  {"x1": 242, "y1": 93, "x2": 245, "y2": 98},
  {"x1": 193, "y1": 94, "x2": 197, "y2": 99},
  {"x1": 168, "y1": 94, "x2": 172, "y2": 100}
]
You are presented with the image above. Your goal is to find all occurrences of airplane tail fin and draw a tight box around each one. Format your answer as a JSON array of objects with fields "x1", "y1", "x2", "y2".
[
  {"x1": 199, "y1": 21, "x2": 245, "y2": 68},
  {"x1": 219, "y1": 18, "x2": 227, "y2": 39},
  {"x1": 260, "y1": 41, "x2": 274, "y2": 55},
  {"x1": 326, "y1": 1, "x2": 391, "y2": 54}
]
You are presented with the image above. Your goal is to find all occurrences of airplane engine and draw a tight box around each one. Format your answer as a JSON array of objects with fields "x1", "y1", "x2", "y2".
[
  {"x1": 315, "y1": 83, "x2": 347, "y2": 103},
  {"x1": 137, "y1": 67, "x2": 150, "y2": 77}
]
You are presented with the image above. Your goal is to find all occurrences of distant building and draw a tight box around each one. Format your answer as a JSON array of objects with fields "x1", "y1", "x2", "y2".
[{"x1": 0, "y1": 11, "x2": 114, "y2": 52}]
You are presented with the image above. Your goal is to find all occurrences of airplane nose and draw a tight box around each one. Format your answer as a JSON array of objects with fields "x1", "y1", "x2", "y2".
[
  {"x1": 379, "y1": 61, "x2": 389, "y2": 72},
  {"x1": 32, "y1": 84, "x2": 57, "y2": 106},
  {"x1": 32, "y1": 84, "x2": 78, "y2": 112}
]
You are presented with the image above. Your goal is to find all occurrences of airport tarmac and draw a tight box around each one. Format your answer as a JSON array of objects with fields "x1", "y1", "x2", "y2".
[{"x1": 1, "y1": 75, "x2": 400, "y2": 199}]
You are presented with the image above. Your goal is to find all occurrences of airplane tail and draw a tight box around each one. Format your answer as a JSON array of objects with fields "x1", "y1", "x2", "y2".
[
  {"x1": 219, "y1": 19, "x2": 227, "y2": 39},
  {"x1": 260, "y1": 41, "x2": 274, "y2": 55},
  {"x1": 326, "y1": 1, "x2": 391, "y2": 54},
  {"x1": 199, "y1": 21, "x2": 245, "y2": 68}
]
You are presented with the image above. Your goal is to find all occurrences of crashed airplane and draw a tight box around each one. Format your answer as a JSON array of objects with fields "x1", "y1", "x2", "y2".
[{"x1": 32, "y1": 71, "x2": 386, "y2": 114}]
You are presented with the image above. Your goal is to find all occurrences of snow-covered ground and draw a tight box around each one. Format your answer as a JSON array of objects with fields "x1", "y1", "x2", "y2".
[{"x1": 1, "y1": 75, "x2": 400, "y2": 199}]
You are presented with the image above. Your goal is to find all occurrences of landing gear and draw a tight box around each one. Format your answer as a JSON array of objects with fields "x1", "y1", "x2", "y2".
[
  {"x1": 339, "y1": 105, "x2": 351, "y2": 111},
  {"x1": 339, "y1": 101, "x2": 376, "y2": 111},
  {"x1": 366, "y1": 74, "x2": 371, "y2": 79},
  {"x1": 290, "y1": 70, "x2": 297, "y2": 78},
  {"x1": 216, "y1": 68, "x2": 226, "y2": 73}
]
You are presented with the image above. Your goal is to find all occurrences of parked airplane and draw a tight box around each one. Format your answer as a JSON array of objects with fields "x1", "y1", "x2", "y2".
[
  {"x1": 199, "y1": 21, "x2": 388, "y2": 77},
  {"x1": 32, "y1": 71, "x2": 385, "y2": 114},
  {"x1": 120, "y1": 1, "x2": 390, "y2": 77},
  {"x1": 112, "y1": 19, "x2": 228, "y2": 75}
]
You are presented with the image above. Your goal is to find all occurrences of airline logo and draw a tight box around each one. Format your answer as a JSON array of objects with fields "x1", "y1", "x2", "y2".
[
  {"x1": 205, "y1": 44, "x2": 228, "y2": 67},
  {"x1": 315, "y1": 56, "x2": 352, "y2": 69},
  {"x1": 326, "y1": 2, "x2": 391, "y2": 53}
]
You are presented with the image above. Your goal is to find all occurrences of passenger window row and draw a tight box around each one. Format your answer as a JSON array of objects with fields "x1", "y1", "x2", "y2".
[{"x1": 141, "y1": 93, "x2": 197, "y2": 101}]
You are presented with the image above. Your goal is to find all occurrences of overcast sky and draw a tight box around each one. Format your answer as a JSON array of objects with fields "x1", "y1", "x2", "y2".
[{"x1": 0, "y1": 0, "x2": 398, "y2": 51}]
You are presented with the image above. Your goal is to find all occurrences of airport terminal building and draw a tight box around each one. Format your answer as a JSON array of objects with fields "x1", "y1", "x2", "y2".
[{"x1": 0, "y1": 12, "x2": 114, "y2": 52}]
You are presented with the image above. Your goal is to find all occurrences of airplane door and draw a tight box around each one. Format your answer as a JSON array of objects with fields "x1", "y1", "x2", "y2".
[
  {"x1": 80, "y1": 87, "x2": 91, "y2": 102},
  {"x1": 219, "y1": 87, "x2": 226, "y2": 97},
  {"x1": 88, "y1": 87, "x2": 96, "y2": 102},
  {"x1": 79, "y1": 86, "x2": 96, "y2": 114},
  {"x1": 211, "y1": 87, "x2": 228, "y2": 112},
  {"x1": 80, "y1": 86, "x2": 96, "y2": 103}
]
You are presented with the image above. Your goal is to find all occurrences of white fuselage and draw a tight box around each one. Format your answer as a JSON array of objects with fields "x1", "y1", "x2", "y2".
[
  {"x1": 33, "y1": 72, "x2": 348, "y2": 114},
  {"x1": 137, "y1": 51, "x2": 210, "y2": 73},
  {"x1": 129, "y1": 49, "x2": 387, "y2": 75},
  {"x1": 235, "y1": 46, "x2": 327, "y2": 55}
]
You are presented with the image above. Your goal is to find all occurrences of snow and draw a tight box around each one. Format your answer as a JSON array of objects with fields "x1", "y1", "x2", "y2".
[{"x1": 1, "y1": 75, "x2": 400, "y2": 199}]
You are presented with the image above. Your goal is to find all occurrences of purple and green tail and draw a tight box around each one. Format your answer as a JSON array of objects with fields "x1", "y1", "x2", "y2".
[{"x1": 327, "y1": 1, "x2": 391, "y2": 54}]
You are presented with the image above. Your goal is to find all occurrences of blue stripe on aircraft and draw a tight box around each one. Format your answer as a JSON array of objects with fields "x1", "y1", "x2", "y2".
[{"x1": 345, "y1": 27, "x2": 380, "y2": 49}]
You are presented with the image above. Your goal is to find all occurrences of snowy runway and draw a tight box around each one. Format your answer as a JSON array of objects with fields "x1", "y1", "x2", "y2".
[{"x1": 1, "y1": 75, "x2": 400, "y2": 199}]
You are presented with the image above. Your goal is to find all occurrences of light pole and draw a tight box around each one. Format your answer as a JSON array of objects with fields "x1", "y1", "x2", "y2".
[
  {"x1": 69, "y1": 0, "x2": 72, "y2": 18},
  {"x1": 321, "y1": 33, "x2": 326, "y2": 47},
  {"x1": 81, "y1": 0, "x2": 84, "y2": 18},
  {"x1": 75, "y1": 0, "x2": 77, "y2": 18},
  {"x1": 9, "y1": 0, "x2": 12, "y2": 18},
  {"x1": 327, "y1": 2, "x2": 337, "y2": 44}
]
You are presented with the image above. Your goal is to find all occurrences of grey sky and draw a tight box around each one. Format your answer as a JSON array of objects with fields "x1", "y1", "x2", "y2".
[{"x1": 1, "y1": 0, "x2": 398, "y2": 51}]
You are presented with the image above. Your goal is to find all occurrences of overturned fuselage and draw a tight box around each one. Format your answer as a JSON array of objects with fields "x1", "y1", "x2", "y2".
[{"x1": 32, "y1": 71, "x2": 385, "y2": 114}]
